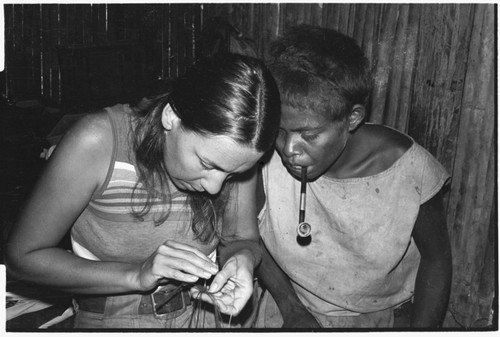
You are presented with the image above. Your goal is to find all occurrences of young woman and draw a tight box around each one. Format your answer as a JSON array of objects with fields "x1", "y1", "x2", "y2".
[
  {"x1": 5, "y1": 54, "x2": 281, "y2": 329},
  {"x1": 255, "y1": 25, "x2": 452, "y2": 329}
]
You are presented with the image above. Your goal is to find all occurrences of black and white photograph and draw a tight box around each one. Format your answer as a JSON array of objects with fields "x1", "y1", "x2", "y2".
[{"x1": 0, "y1": 1, "x2": 496, "y2": 333}]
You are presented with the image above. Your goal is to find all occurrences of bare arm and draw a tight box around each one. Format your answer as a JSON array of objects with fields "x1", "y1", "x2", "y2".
[
  {"x1": 411, "y1": 190, "x2": 452, "y2": 328},
  {"x1": 197, "y1": 166, "x2": 263, "y2": 315},
  {"x1": 5, "y1": 113, "x2": 217, "y2": 295},
  {"x1": 255, "y1": 167, "x2": 320, "y2": 328},
  {"x1": 257, "y1": 240, "x2": 321, "y2": 328},
  {"x1": 217, "y1": 166, "x2": 262, "y2": 268}
]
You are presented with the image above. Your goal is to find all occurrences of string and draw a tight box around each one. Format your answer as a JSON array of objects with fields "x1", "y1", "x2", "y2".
[
  {"x1": 189, "y1": 197, "x2": 225, "y2": 328},
  {"x1": 181, "y1": 188, "x2": 237, "y2": 328},
  {"x1": 189, "y1": 283, "x2": 224, "y2": 328}
]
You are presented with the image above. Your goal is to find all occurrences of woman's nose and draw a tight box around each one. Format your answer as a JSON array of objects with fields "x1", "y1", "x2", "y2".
[
  {"x1": 280, "y1": 134, "x2": 302, "y2": 159},
  {"x1": 201, "y1": 171, "x2": 227, "y2": 195}
]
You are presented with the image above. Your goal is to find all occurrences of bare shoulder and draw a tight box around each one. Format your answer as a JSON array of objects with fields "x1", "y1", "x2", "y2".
[
  {"x1": 49, "y1": 110, "x2": 114, "y2": 188},
  {"x1": 365, "y1": 123, "x2": 413, "y2": 157},
  {"x1": 62, "y1": 111, "x2": 113, "y2": 149},
  {"x1": 346, "y1": 124, "x2": 413, "y2": 177}
]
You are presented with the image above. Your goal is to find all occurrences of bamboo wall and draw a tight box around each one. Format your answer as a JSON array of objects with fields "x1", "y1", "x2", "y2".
[
  {"x1": 2, "y1": 4, "x2": 201, "y2": 110},
  {"x1": 204, "y1": 4, "x2": 497, "y2": 328},
  {"x1": 1, "y1": 3, "x2": 496, "y2": 329}
]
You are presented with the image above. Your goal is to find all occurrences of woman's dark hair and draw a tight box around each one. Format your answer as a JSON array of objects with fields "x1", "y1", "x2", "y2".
[
  {"x1": 132, "y1": 54, "x2": 280, "y2": 242},
  {"x1": 268, "y1": 24, "x2": 373, "y2": 122}
]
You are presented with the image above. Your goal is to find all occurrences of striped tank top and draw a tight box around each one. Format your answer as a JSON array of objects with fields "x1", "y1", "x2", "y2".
[{"x1": 71, "y1": 104, "x2": 218, "y2": 263}]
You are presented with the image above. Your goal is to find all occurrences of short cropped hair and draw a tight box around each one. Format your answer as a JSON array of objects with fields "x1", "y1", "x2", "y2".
[{"x1": 268, "y1": 25, "x2": 373, "y2": 121}]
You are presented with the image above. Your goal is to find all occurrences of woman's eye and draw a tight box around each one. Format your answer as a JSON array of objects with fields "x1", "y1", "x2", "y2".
[
  {"x1": 302, "y1": 133, "x2": 319, "y2": 141},
  {"x1": 200, "y1": 161, "x2": 211, "y2": 170}
]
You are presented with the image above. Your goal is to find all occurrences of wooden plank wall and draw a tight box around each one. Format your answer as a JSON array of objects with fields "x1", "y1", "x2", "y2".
[
  {"x1": 2, "y1": 4, "x2": 200, "y2": 107},
  {"x1": 1, "y1": 3, "x2": 496, "y2": 329},
  {"x1": 203, "y1": 3, "x2": 496, "y2": 328}
]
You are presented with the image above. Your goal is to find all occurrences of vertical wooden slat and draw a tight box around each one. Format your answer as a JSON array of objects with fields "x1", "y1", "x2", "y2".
[
  {"x1": 327, "y1": 4, "x2": 340, "y2": 30},
  {"x1": 2, "y1": 5, "x2": 12, "y2": 99},
  {"x1": 175, "y1": 5, "x2": 187, "y2": 76},
  {"x1": 345, "y1": 4, "x2": 357, "y2": 37},
  {"x1": 282, "y1": 3, "x2": 297, "y2": 34},
  {"x1": 370, "y1": 4, "x2": 399, "y2": 124},
  {"x1": 394, "y1": 4, "x2": 419, "y2": 132},
  {"x1": 81, "y1": 4, "x2": 92, "y2": 45},
  {"x1": 352, "y1": 4, "x2": 366, "y2": 46},
  {"x1": 75, "y1": 4, "x2": 85, "y2": 45},
  {"x1": 47, "y1": 5, "x2": 60, "y2": 103},
  {"x1": 234, "y1": 3, "x2": 254, "y2": 42},
  {"x1": 180, "y1": 3, "x2": 198, "y2": 70},
  {"x1": 472, "y1": 162, "x2": 496, "y2": 327},
  {"x1": 253, "y1": 4, "x2": 265, "y2": 55},
  {"x1": 381, "y1": 4, "x2": 407, "y2": 129},
  {"x1": 321, "y1": 3, "x2": 330, "y2": 29},
  {"x1": 10, "y1": 4, "x2": 23, "y2": 99},
  {"x1": 312, "y1": 3, "x2": 323, "y2": 27},
  {"x1": 23, "y1": 5, "x2": 41, "y2": 100},
  {"x1": 91, "y1": 4, "x2": 107, "y2": 44},
  {"x1": 304, "y1": 3, "x2": 314, "y2": 25},
  {"x1": 295, "y1": 3, "x2": 306, "y2": 25},
  {"x1": 338, "y1": 3, "x2": 350, "y2": 34},
  {"x1": 65, "y1": 4, "x2": 75, "y2": 45},
  {"x1": 39, "y1": 4, "x2": 51, "y2": 100},
  {"x1": 166, "y1": 4, "x2": 176, "y2": 78},
  {"x1": 265, "y1": 3, "x2": 280, "y2": 58},
  {"x1": 360, "y1": 4, "x2": 377, "y2": 87},
  {"x1": 409, "y1": 4, "x2": 474, "y2": 170},
  {"x1": 444, "y1": 4, "x2": 495, "y2": 328},
  {"x1": 58, "y1": 4, "x2": 68, "y2": 47}
]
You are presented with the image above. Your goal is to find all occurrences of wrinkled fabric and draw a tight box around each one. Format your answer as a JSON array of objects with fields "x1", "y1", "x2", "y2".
[
  {"x1": 70, "y1": 105, "x2": 219, "y2": 328},
  {"x1": 257, "y1": 139, "x2": 450, "y2": 326},
  {"x1": 71, "y1": 105, "x2": 218, "y2": 264},
  {"x1": 73, "y1": 294, "x2": 227, "y2": 329},
  {"x1": 255, "y1": 287, "x2": 394, "y2": 328}
]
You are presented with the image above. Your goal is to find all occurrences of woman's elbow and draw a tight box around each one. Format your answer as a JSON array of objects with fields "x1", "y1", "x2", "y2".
[{"x1": 4, "y1": 239, "x2": 34, "y2": 281}]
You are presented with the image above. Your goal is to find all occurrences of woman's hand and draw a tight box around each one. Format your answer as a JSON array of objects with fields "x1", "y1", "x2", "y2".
[
  {"x1": 132, "y1": 240, "x2": 219, "y2": 292},
  {"x1": 191, "y1": 249, "x2": 254, "y2": 316}
]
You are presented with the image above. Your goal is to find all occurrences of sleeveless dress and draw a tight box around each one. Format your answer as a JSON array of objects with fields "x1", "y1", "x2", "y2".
[
  {"x1": 256, "y1": 134, "x2": 450, "y2": 328},
  {"x1": 71, "y1": 104, "x2": 222, "y2": 328}
]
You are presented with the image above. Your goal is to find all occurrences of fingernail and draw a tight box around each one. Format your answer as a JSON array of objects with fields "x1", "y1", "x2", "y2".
[
  {"x1": 210, "y1": 266, "x2": 218, "y2": 274},
  {"x1": 203, "y1": 271, "x2": 212, "y2": 279},
  {"x1": 209, "y1": 282, "x2": 218, "y2": 292}
]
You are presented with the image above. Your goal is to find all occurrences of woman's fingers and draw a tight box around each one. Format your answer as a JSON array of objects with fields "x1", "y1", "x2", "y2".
[
  {"x1": 190, "y1": 287, "x2": 238, "y2": 315},
  {"x1": 158, "y1": 256, "x2": 213, "y2": 282},
  {"x1": 190, "y1": 278, "x2": 246, "y2": 316},
  {"x1": 207, "y1": 264, "x2": 234, "y2": 293},
  {"x1": 155, "y1": 242, "x2": 218, "y2": 280},
  {"x1": 137, "y1": 241, "x2": 218, "y2": 289},
  {"x1": 163, "y1": 240, "x2": 216, "y2": 265}
]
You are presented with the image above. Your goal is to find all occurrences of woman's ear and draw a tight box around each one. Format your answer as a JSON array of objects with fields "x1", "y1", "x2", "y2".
[
  {"x1": 348, "y1": 105, "x2": 366, "y2": 131},
  {"x1": 161, "y1": 103, "x2": 180, "y2": 131}
]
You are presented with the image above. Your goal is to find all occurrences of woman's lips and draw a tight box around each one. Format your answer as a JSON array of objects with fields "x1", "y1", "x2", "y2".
[{"x1": 285, "y1": 163, "x2": 306, "y2": 176}]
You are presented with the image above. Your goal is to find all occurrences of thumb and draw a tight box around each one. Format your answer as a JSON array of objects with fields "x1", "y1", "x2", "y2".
[{"x1": 208, "y1": 267, "x2": 232, "y2": 293}]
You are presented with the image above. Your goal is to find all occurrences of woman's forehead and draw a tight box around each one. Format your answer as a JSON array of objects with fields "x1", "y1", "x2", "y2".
[
  {"x1": 194, "y1": 133, "x2": 262, "y2": 171},
  {"x1": 281, "y1": 105, "x2": 329, "y2": 128}
]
